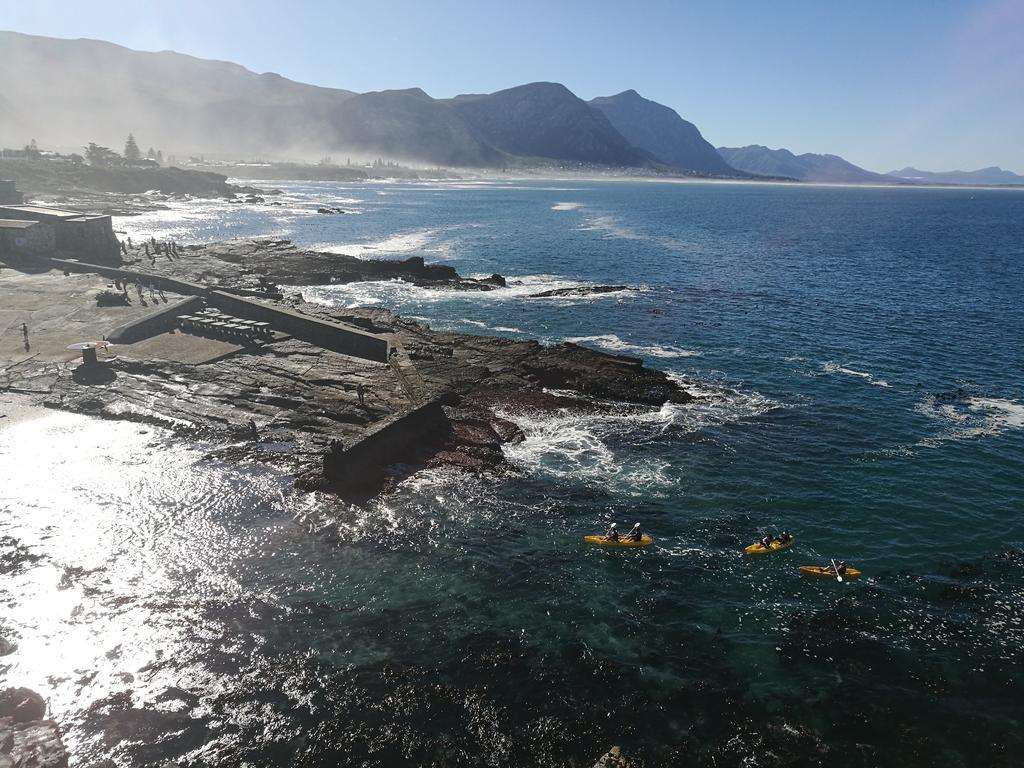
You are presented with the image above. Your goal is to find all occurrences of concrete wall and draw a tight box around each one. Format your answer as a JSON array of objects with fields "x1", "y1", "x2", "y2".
[
  {"x1": 0, "y1": 221, "x2": 55, "y2": 254},
  {"x1": 323, "y1": 397, "x2": 450, "y2": 490},
  {"x1": 32, "y1": 258, "x2": 390, "y2": 363},
  {"x1": 209, "y1": 290, "x2": 390, "y2": 362},
  {"x1": 106, "y1": 295, "x2": 204, "y2": 344},
  {"x1": 0, "y1": 206, "x2": 120, "y2": 264},
  {"x1": 56, "y1": 216, "x2": 120, "y2": 264},
  {"x1": 47, "y1": 257, "x2": 208, "y2": 296}
]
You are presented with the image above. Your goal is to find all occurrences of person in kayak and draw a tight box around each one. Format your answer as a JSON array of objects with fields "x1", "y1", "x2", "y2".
[
  {"x1": 605, "y1": 523, "x2": 619, "y2": 542},
  {"x1": 779, "y1": 530, "x2": 793, "y2": 544},
  {"x1": 835, "y1": 561, "x2": 847, "y2": 575},
  {"x1": 624, "y1": 523, "x2": 643, "y2": 542},
  {"x1": 760, "y1": 535, "x2": 773, "y2": 550}
]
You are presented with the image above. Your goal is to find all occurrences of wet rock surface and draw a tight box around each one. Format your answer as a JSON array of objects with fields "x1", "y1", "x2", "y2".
[
  {"x1": 3, "y1": 240, "x2": 692, "y2": 497},
  {"x1": 127, "y1": 238, "x2": 504, "y2": 293},
  {"x1": 0, "y1": 689, "x2": 67, "y2": 767}
]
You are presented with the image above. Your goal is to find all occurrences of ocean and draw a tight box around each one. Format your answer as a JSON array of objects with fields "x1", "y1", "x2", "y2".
[{"x1": 2, "y1": 179, "x2": 1022, "y2": 766}]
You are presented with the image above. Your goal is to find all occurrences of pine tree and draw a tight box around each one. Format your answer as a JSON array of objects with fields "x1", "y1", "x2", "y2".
[
  {"x1": 124, "y1": 133, "x2": 141, "y2": 164},
  {"x1": 85, "y1": 143, "x2": 120, "y2": 166},
  {"x1": 156, "y1": 150, "x2": 164, "y2": 164}
]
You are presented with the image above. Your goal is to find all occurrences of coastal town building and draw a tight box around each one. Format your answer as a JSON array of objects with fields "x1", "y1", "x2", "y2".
[{"x1": 0, "y1": 204, "x2": 120, "y2": 263}]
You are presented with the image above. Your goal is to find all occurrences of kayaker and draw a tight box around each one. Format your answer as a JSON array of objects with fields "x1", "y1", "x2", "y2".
[
  {"x1": 760, "y1": 535, "x2": 773, "y2": 550},
  {"x1": 625, "y1": 523, "x2": 643, "y2": 542},
  {"x1": 836, "y1": 561, "x2": 847, "y2": 575},
  {"x1": 779, "y1": 530, "x2": 793, "y2": 544},
  {"x1": 605, "y1": 523, "x2": 619, "y2": 542}
]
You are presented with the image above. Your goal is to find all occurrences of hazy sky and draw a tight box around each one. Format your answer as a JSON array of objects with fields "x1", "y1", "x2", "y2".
[{"x1": 3, "y1": 0, "x2": 1022, "y2": 172}]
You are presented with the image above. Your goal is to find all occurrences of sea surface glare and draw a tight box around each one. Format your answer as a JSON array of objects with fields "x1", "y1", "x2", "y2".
[{"x1": 2, "y1": 180, "x2": 1022, "y2": 766}]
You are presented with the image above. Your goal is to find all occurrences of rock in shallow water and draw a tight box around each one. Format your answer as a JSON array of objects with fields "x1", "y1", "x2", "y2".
[
  {"x1": 0, "y1": 688, "x2": 45, "y2": 723},
  {"x1": 593, "y1": 745, "x2": 634, "y2": 767},
  {"x1": 0, "y1": 689, "x2": 67, "y2": 768}
]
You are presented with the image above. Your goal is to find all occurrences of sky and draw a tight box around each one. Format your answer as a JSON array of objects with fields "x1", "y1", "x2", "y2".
[{"x1": 2, "y1": 0, "x2": 1022, "y2": 173}]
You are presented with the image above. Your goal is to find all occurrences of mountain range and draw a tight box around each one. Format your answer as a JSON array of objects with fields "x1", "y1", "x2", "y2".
[
  {"x1": 1, "y1": 31, "x2": 1018, "y2": 184},
  {"x1": 716, "y1": 145, "x2": 897, "y2": 184},
  {"x1": 887, "y1": 166, "x2": 1024, "y2": 186},
  {"x1": 0, "y1": 31, "x2": 740, "y2": 175}
]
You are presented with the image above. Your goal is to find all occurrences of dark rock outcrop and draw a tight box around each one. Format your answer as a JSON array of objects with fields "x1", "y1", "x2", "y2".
[
  {"x1": 0, "y1": 688, "x2": 67, "y2": 768},
  {"x1": 129, "y1": 239, "x2": 501, "y2": 293},
  {"x1": 0, "y1": 688, "x2": 45, "y2": 723}
]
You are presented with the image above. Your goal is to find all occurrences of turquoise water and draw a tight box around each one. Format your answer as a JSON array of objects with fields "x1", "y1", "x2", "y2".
[{"x1": 3, "y1": 180, "x2": 1022, "y2": 766}]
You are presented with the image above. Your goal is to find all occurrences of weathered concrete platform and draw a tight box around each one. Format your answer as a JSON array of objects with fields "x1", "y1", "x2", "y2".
[
  {"x1": 0, "y1": 268, "x2": 187, "y2": 365},
  {"x1": 118, "y1": 330, "x2": 248, "y2": 365}
]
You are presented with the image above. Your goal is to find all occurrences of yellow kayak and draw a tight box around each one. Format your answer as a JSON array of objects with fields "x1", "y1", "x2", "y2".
[
  {"x1": 584, "y1": 535, "x2": 654, "y2": 548},
  {"x1": 745, "y1": 537, "x2": 795, "y2": 555},
  {"x1": 800, "y1": 565, "x2": 861, "y2": 579}
]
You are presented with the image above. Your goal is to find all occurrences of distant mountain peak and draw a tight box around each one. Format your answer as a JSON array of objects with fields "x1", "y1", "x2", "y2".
[
  {"x1": 590, "y1": 91, "x2": 740, "y2": 175},
  {"x1": 716, "y1": 145, "x2": 895, "y2": 183},
  {"x1": 888, "y1": 166, "x2": 1024, "y2": 185}
]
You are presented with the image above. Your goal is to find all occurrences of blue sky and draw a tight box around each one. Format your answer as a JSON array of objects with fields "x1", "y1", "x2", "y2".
[{"x1": 3, "y1": 0, "x2": 1022, "y2": 172}]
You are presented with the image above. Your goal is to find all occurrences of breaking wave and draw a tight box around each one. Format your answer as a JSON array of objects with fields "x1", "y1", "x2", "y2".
[
  {"x1": 915, "y1": 396, "x2": 1024, "y2": 447},
  {"x1": 495, "y1": 377, "x2": 781, "y2": 493},
  {"x1": 821, "y1": 361, "x2": 892, "y2": 388},
  {"x1": 566, "y1": 334, "x2": 701, "y2": 359},
  {"x1": 294, "y1": 274, "x2": 634, "y2": 310},
  {"x1": 317, "y1": 229, "x2": 451, "y2": 259}
]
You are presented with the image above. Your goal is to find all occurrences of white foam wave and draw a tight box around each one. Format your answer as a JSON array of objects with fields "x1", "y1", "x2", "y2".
[
  {"x1": 821, "y1": 361, "x2": 892, "y2": 388},
  {"x1": 495, "y1": 406, "x2": 676, "y2": 495},
  {"x1": 668, "y1": 374, "x2": 783, "y2": 426},
  {"x1": 579, "y1": 214, "x2": 688, "y2": 251},
  {"x1": 496, "y1": 378, "x2": 780, "y2": 491},
  {"x1": 915, "y1": 396, "x2": 1024, "y2": 447},
  {"x1": 567, "y1": 334, "x2": 701, "y2": 359},
  {"x1": 459, "y1": 319, "x2": 524, "y2": 334},
  {"x1": 552, "y1": 202, "x2": 582, "y2": 211},
  {"x1": 294, "y1": 274, "x2": 614, "y2": 309},
  {"x1": 317, "y1": 229, "x2": 446, "y2": 258}
]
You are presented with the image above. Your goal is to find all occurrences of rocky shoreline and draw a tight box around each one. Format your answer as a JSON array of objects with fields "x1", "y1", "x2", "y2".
[
  {"x1": 2, "y1": 236, "x2": 692, "y2": 501},
  {"x1": 1, "y1": 157, "x2": 268, "y2": 216}
]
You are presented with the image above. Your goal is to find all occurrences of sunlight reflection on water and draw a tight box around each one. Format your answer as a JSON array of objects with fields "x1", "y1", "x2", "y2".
[{"x1": 0, "y1": 411, "x2": 290, "y2": 743}]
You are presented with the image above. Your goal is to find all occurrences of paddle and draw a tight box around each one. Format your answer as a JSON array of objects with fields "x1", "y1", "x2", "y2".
[{"x1": 831, "y1": 557, "x2": 843, "y2": 583}]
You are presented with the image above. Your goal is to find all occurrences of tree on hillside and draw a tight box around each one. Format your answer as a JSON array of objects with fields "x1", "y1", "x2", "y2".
[
  {"x1": 156, "y1": 150, "x2": 164, "y2": 164},
  {"x1": 85, "y1": 143, "x2": 122, "y2": 166},
  {"x1": 124, "y1": 133, "x2": 141, "y2": 164},
  {"x1": 146, "y1": 146, "x2": 157, "y2": 159}
]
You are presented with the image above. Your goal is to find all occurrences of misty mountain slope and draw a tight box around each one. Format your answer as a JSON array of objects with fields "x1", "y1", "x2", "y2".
[
  {"x1": 589, "y1": 90, "x2": 739, "y2": 174},
  {"x1": 0, "y1": 31, "x2": 359, "y2": 157},
  {"x1": 888, "y1": 166, "x2": 1024, "y2": 185},
  {"x1": 0, "y1": 32, "x2": 498, "y2": 165},
  {"x1": 717, "y1": 145, "x2": 895, "y2": 183},
  {"x1": 449, "y1": 83, "x2": 654, "y2": 166},
  {"x1": 4, "y1": 30, "x2": 749, "y2": 170},
  {"x1": 326, "y1": 89, "x2": 503, "y2": 167}
]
